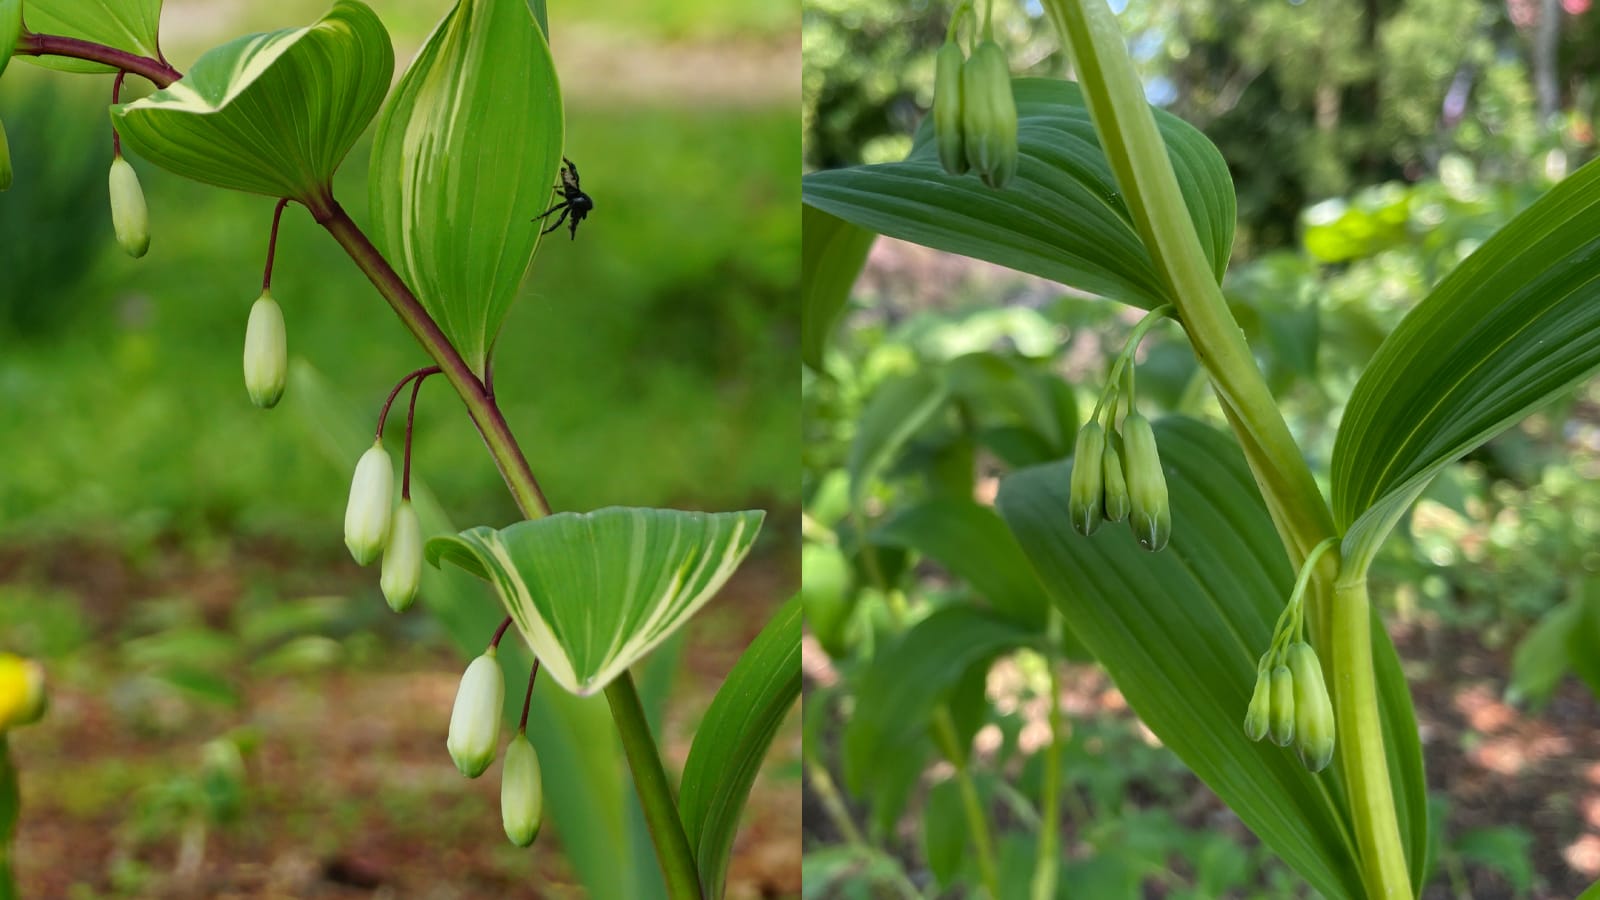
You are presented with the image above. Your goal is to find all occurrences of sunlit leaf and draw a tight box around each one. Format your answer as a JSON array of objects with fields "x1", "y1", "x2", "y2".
[
  {"x1": 0, "y1": 0, "x2": 21, "y2": 79},
  {"x1": 112, "y1": 1, "x2": 393, "y2": 201},
  {"x1": 1332, "y1": 157, "x2": 1600, "y2": 571},
  {"x1": 369, "y1": 0, "x2": 563, "y2": 374},
  {"x1": 19, "y1": 0, "x2": 160, "y2": 74},
  {"x1": 802, "y1": 79, "x2": 1234, "y2": 311},
  {"x1": 427, "y1": 507, "x2": 763, "y2": 696},
  {"x1": 679, "y1": 595, "x2": 800, "y2": 900},
  {"x1": 997, "y1": 417, "x2": 1429, "y2": 898},
  {"x1": 801, "y1": 204, "x2": 874, "y2": 372}
]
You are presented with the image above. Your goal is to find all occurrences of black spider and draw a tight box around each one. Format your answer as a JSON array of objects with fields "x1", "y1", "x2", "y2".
[{"x1": 533, "y1": 157, "x2": 593, "y2": 240}]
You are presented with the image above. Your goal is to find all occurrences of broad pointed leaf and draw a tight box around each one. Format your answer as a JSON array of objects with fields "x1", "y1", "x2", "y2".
[
  {"x1": 679, "y1": 595, "x2": 800, "y2": 900},
  {"x1": 369, "y1": 0, "x2": 563, "y2": 374},
  {"x1": 426, "y1": 507, "x2": 764, "y2": 696},
  {"x1": 801, "y1": 204, "x2": 874, "y2": 372},
  {"x1": 873, "y1": 498, "x2": 1049, "y2": 630},
  {"x1": 111, "y1": 1, "x2": 393, "y2": 202},
  {"x1": 997, "y1": 417, "x2": 1428, "y2": 898},
  {"x1": 20, "y1": 0, "x2": 160, "y2": 74},
  {"x1": 848, "y1": 370, "x2": 947, "y2": 508},
  {"x1": 1332, "y1": 157, "x2": 1600, "y2": 572},
  {"x1": 801, "y1": 78, "x2": 1234, "y2": 311},
  {"x1": 0, "y1": 0, "x2": 20, "y2": 79}
]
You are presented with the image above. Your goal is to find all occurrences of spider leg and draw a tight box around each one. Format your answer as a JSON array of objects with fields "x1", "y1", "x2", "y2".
[
  {"x1": 563, "y1": 157, "x2": 579, "y2": 182},
  {"x1": 541, "y1": 206, "x2": 572, "y2": 235},
  {"x1": 533, "y1": 200, "x2": 570, "y2": 221}
]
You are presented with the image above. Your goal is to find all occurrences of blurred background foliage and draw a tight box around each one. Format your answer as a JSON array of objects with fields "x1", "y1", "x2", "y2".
[
  {"x1": 803, "y1": 0, "x2": 1600, "y2": 895},
  {"x1": 0, "y1": 0, "x2": 799, "y2": 896}
]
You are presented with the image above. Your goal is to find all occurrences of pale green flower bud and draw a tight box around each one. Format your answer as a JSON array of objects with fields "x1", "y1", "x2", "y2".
[
  {"x1": 0, "y1": 117, "x2": 12, "y2": 192},
  {"x1": 0, "y1": 654, "x2": 46, "y2": 731},
  {"x1": 343, "y1": 441, "x2": 394, "y2": 566},
  {"x1": 1101, "y1": 437, "x2": 1130, "y2": 523},
  {"x1": 1268, "y1": 664, "x2": 1295, "y2": 748},
  {"x1": 1242, "y1": 667, "x2": 1272, "y2": 742},
  {"x1": 448, "y1": 649, "x2": 505, "y2": 778},
  {"x1": 1121, "y1": 414, "x2": 1170, "y2": 552},
  {"x1": 1287, "y1": 642, "x2": 1336, "y2": 772},
  {"x1": 961, "y1": 40, "x2": 1019, "y2": 189},
  {"x1": 1069, "y1": 421, "x2": 1106, "y2": 536},
  {"x1": 108, "y1": 154, "x2": 150, "y2": 258},
  {"x1": 380, "y1": 499, "x2": 423, "y2": 612},
  {"x1": 933, "y1": 41, "x2": 968, "y2": 176},
  {"x1": 243, "y1": 291, "x2": 287, "y2": 409},
  {"x1": 500, "y1": 732, "x2": 544, "y2": 847}
]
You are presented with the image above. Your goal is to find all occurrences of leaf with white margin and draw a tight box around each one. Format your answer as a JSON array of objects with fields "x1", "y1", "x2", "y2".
[
  {"x1": 368, "y1": 0, "x2": 563, "y2": 375},
  {"x1": 426, "y1": 507, "x2": 765, "y2": 696},
  {"x1": 111, "y1": 0, "x2": 393, "y2": 201},
  {"x1": 20, "y1": 0, "x2": 161, "y2": 74}
]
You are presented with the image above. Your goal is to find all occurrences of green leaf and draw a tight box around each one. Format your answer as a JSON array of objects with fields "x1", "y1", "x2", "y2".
[
  {"x1": 369, "y1": 0, "x2": 563, "y2": 374},
  {"x1": 427, "y1": 507, "x2": 763, "y2": 696},
  {"x1": 1332, "y1": 157, "x2": 1600, "y2": 571},
  {"x1": 997, "y1": 417, "x2": 1428, "y2": 899},
  {"x1": 923, "y1": 778, "x2": 967, "y2": 889},
  {"x1": 848, "y1": 370, "x2": 947, "y2": 508},
  {"x1": 112, "y1": 1, "x2": 393, "y2": 202},
  {"x1": 843, "y1": 604, "x2": 1040, "y2": 795},
  {"x1": 872, "y1": 498, "x2": 1049, "y2": 629},
  {"x1": 0, "y1": 0, "x2": 21, "y2": 80},
  {"x1": 801, "y1": 79, "x2": 1233, "y2": 311},
  {"x1": 18, "y1": 0, "x2": 160, "y2": 74},
  {"x1": 1507, "y1": 597, "x2": 1580, "y2": 709},
  {"x1": 679, "y1": 595, "x2": 800, "y2": 900},
  {"x1": 800, "y1": 541, "x2": 857, "y2": 658},
  {"x1": 1454, "y1": 826, "x2": 1533, "y2": 893},
  {"x1": 1568, "y1": 579, "x2": 1600, "y2": 699},
  {"x1": 802, "y1": 204, "x2": 874, "y2": 372}
]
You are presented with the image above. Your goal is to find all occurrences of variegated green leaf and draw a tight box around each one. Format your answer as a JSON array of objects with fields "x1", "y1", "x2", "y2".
[
  {"x1": 369, "y1": 0, "x2": 564, "y2": 374},
  {"x1": 111, "y1": 1, "x2": 393, "y2": 202},
  {"x1": 19, "y1": 0, "x2": 161, "y2": 74},
  {"x1": 0, "y1": 0, "x2": 21, "y2": 80},
  {"x1": 426, "y1": 507, "x2": 764, "y2": 696}
]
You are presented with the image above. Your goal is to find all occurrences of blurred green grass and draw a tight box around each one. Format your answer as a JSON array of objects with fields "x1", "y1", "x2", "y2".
[{"x1": 0, "y1": 59, "x2": 798, "y2": 549}]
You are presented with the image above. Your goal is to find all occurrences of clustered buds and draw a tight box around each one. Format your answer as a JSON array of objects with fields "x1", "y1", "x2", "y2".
[
  {"x1": 448, "y1": 648, "x2": 506, "y2": 778},
  {"x1": 0, "y1": 654, "x2": 47, "y2": 732},
  {"x1": 243, "y1": 291, "x2": 288, "y2": 409},
  {"x1": 931, "y1": 18, "x2": 1019, "y2": 188},
  {"x1": 1068, "y1": 415, "x2": 1169, "y2": 551},
  {"x1": 1243, "y1": 537, "x2": 1341, "y2": 772},
  {"x1": 344, "y1": 440, "x2": 395, "y2": 566},
  {"x1": 108, "y1": 154, "x2": 150, "y2": 259},
  {"x1": 381, "y1": 499, "x2": 423, "y2": 612}
]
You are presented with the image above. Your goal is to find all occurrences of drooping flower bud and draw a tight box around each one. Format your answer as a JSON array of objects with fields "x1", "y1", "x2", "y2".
[
  {"x1": 381, "y1": 499, "x2": 423, "y2": 612},
  {"x1": 933, "y1": 41, "x2": 968, "y2": 176},
  {"x1": 1287, "y1": 642, "x2": 1336, "y2": 772},
  {"x1": 0, "y1": 117, "x2": 12, "y2": 192},
  {"x1": 961, "y1": 40, "x2": 1019, "y2": 189},
  {"x1": 108, "y1": 154, "x2": 150, "y2": 258},
  {"x1": 242, "y1": 291, "x2": 287, "y2": 409},
  {"x1": 1101, "y1": 437, "x2": 1131, "y2": 523},
  {"x1": 344, "y1": 441, "x2": 395, "y2": 565},
  {"x1": 1120, "y1": 413, "x2": 1170, "y2": 552},
  {"x1": 1243, "y1": 667, "x2": 1272, "y2": 742},
  {"x1": 448, "y1": 649, "x2": 505, "y2": 778},
  {"x1": 0, "y1": 654, "x2": 46, "y2": 731},
  {"x1": 500, "y1": 732, "x2": 544, "y2": 847},
  {"x1": 1068, "y1": 421, "x2": 1106, "y2": 536},
  {"x1": 1268, "y1": 664, "x2": 1295, "y2": 748}
]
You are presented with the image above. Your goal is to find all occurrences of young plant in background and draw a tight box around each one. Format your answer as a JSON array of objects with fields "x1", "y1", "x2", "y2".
[
  {"x1": 0, "y1": 1, "x2": 798, "y2": 896},
  {"x1": 0, "y1": 653, "x2": 46, "y2": 900},
  {"x1": 803, "y1": 0, "x2": 1600, "y2": 895}
]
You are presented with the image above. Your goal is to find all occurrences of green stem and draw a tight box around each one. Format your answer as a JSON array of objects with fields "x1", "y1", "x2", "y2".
[
  {"x1": 932, "y1": 709, "x2": 999, "y2": 899},
  {"x1": 1332, "y1": 575, "x2": 1411, "y2": 899},
  {"x1": 1038, "y1": 0, "x2": 1410, "y2": 895},
  {"x1": 1089, "y1": 303, "x2": 1172, "y2": 426},
  {"x1": 1, "y1": 737, "x2": 15, "y2": 900},
  {"x1": 1031, "y1": 642, "x2": 1064, "y2": 900},
  {"x1": 606, "y1": 675, "x2": 705, "y2": 900},
  {"x1": 801, "y1": 749, "x2": 923, "y2": 900}
]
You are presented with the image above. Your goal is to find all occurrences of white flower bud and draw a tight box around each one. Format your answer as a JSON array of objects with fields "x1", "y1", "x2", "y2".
[
  {"x1": 243, "y1": 291, "x2": 288, "y2": 409},
  {"x1": 109, "y1": 155, "x2": 150, "y2": 258},
  {"x1": 500, "y1": 732, "x2": 544, "y2": 847},
  {"x1": 447, "y1": 650, "x2": 504, "y2": 778},
  {"x1": 380, "y1": 499, "x2": 423, "y2": 612},
  {"x1": 343, "y1": 441, "x2": 394, "y2": 565}
]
